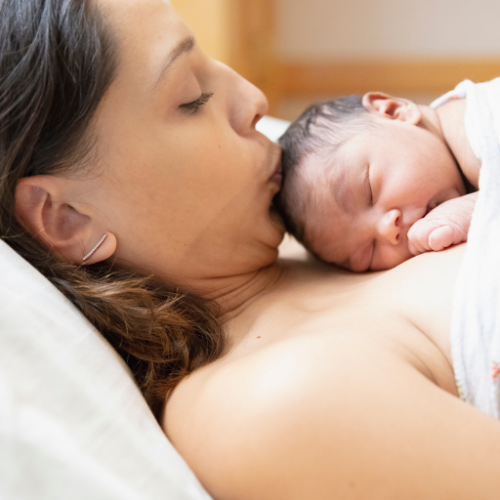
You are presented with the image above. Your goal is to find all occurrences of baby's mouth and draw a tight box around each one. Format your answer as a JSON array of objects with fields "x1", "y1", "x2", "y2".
[{"x1": 425, "y1": 189, "x2": 461, "y2": 218}]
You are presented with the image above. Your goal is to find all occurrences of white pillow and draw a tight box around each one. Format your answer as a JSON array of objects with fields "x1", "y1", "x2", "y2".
[
  {"x1": 256, "y1": 115, "x2": 290, "y2": 143},
  {"x1": 0, "y1": 239, "x2": 212, "y2": 500}
]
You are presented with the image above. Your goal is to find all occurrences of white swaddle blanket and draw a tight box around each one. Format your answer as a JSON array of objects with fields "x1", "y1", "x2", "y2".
[{"x1": 432, "y1": 78, "x2": 500, "y2": 419}]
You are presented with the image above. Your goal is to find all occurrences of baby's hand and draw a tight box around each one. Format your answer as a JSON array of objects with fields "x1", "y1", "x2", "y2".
[{"x1": 407, "y1": 192, "x2": 478, "y2": 256}]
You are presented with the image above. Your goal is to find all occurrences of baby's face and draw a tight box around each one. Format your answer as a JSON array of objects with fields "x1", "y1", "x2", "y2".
[{"x1": 301, "y1": 120, "x2": 466, "y2": 271}]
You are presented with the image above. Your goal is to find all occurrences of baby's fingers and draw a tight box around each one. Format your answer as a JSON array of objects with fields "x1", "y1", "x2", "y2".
[
  {"x1": 407, "y1": 220, "x2": 433, "y2": 255},
  {"x1": 428, "y1": 226, "x2": 455, "y2": 251},
  {"x1": 407, "y1": 236, "x2": 427, "y2": 256}
]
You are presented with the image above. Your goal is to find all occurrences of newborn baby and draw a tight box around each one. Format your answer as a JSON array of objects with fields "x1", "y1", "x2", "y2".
[{"x1": 277, "y1": 89, "x2": 481, "y2": 271}]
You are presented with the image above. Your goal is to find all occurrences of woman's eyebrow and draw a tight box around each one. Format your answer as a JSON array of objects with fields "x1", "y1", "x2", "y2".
[{"x1": 154, "y1": 35, "x2": 195, "y2": 88}]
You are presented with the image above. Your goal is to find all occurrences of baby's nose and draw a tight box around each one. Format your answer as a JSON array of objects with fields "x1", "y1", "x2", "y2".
[{"x1": 377, "y1": 209, "x2": 401, "y2": 245}]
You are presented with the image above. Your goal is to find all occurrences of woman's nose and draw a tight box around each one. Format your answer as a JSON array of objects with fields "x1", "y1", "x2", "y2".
[
  {"x1": 376, "y1": 209, "x2": 402, "y2": 245},
  {"x1": 223, "y1": 63, "x2": 269, "y2": 135}
]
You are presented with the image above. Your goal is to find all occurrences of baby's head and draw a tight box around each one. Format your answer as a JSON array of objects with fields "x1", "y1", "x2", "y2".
[{"x1": 277, "y1": 93, "x2": 466, "y2": 271}]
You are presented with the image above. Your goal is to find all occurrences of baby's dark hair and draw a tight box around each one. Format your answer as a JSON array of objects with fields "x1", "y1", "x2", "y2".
[{"x1": 277, "y1": 95, "x2": 373, "y2": 247}]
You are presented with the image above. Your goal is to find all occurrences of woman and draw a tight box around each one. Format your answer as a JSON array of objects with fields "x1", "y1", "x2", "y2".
[{"x1": 3, "y1": 0, "x2": 500, "y2": 499}]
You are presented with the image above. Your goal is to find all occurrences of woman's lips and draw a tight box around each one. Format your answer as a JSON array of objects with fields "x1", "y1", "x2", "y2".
[
  {"x1": 270, "y1": 170, "x2": 283, "y2": 186},
  {"x1": 269, "y1": 147, "x2": 283, "y2": 186}
]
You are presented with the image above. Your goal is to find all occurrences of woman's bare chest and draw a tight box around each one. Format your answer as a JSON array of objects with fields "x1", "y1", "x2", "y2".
[{"x1": 225, "y1": 251, "x2": 463, "y2": 395}]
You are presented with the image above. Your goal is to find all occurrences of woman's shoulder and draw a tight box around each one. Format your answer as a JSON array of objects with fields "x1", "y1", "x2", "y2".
[
  {"x1": 164, "y1": 316, "x2": 500, "y2": 500},
  {"x1": 164, "y1": 331, "x2": 405, "y2": 496}
]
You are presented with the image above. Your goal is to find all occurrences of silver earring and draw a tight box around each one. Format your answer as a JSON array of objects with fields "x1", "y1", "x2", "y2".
[{"x1": 82, "y1": 234, "x2": 107, "y2": 262}]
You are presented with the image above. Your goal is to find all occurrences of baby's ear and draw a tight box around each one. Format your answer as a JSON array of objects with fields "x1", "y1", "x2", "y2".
[{"x1": 362, "y1": 92, "x2": 421, "y2": 125}]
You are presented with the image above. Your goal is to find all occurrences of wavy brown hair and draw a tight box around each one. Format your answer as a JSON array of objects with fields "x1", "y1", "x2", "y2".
[{"x1": 0, "y1": 0, "x2": 224, "y2": 420}]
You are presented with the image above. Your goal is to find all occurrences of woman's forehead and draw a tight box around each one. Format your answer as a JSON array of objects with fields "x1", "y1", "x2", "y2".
[
  {"x1": 97, "y1": 0, "x2": 191, "y2": 86},
  {"x1": 97, "y1": 0, "x2": 180, "y2": 44}
]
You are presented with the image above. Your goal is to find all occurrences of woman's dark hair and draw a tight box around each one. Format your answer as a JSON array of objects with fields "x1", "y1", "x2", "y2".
[{"x1": 0, "y1": 0, "x2": 224, "y2": 420}]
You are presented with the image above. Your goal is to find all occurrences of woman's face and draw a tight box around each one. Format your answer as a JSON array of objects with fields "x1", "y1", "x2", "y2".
[{"x1": 85, "y1": 0, "x2": 284, "y2": 287}]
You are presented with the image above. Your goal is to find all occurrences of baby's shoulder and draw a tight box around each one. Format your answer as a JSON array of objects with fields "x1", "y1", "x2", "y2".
[{"x1": 438, "y1": 98, "x2": 481, "y2": 187}]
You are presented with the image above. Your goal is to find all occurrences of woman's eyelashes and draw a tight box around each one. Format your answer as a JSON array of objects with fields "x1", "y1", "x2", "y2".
[{"x1": 180, "y1": 92, "x2": 214, "y2": 113}]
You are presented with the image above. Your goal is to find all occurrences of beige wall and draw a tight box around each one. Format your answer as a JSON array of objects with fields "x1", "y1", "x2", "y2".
[
  {"x1": 168, "y1": 0, "x2": 500, "y2": 119},
  {"x1": 170, "y1": 0, "x2": 231, "y2": 63},
  {"x1": 276, "y1": 0, "x2": 500, "y2": 61}
]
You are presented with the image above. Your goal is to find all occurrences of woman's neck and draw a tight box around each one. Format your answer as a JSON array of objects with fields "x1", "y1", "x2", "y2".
[{"x1": 201, "y1": 262, "x2": 286, "y2": 323}]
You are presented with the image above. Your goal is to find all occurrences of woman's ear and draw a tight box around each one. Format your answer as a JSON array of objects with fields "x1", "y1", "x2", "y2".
[
  {"x1": 15, "y1": 175, "x2": 117, "y2": 265},
  {"x1": 362, "y1": 92, "x2": 422, "y2": 125}
]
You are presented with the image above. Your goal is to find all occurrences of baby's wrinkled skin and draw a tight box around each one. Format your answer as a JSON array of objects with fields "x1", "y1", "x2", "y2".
[{"x1": 288, "y1": 93, "x2": 481, "y2": 272}]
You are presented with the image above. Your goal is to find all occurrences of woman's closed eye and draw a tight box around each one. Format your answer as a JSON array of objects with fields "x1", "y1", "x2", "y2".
[{"x1": 180, "y1": 92, "x2": 214, "y2": 113}]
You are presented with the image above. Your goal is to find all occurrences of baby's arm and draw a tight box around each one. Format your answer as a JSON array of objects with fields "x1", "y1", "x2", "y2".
[{"x1": 407, "y1": 192, "x2": 478, "y2": 255}]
